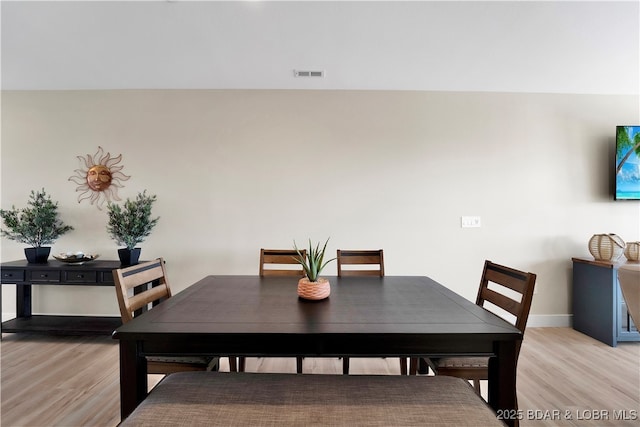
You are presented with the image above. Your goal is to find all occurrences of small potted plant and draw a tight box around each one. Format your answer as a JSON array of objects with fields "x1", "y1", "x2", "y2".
[
  {"x1": 106, "y1": 190, "x2": 159, "y2": 265},
  {"x1": 0, "y1": 189, "x2": 74, "y2": 263},
  {"x1": 293, "y1": 238, "x2": 336, "y2": 300}
]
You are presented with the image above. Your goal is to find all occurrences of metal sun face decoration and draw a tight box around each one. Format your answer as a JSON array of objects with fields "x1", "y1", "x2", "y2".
[{"x1": 68, "y1": 146, "x2": 131, "y2": 209}]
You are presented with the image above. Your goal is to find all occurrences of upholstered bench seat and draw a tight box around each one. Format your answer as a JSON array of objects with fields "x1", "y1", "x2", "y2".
[{"x1": 120, "y1": 372, "x2": 505, "y2": 426}]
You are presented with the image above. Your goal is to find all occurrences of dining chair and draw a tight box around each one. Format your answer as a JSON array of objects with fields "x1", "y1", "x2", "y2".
[
  {"x1": 337, "y1": 249, "x2": 385, "y2": 277},
  {"x1": 416, "y1": 260, "x2": 536, "y2": 396},
  {"x1": 113, "y1": 258, "x2": 237, "y2": 373},
  {"x1": 336, "y1": 249, "x2": 407, "y2": 374},
  {"x1": 260, "y1": 248, "x2": 307, "y2": 277},
  {"x1": 618, "y1": 264, "x2": 640, "y2": 331},
  {"x1": 259, "y1": 248, "x2": 307, "y2": 374}
]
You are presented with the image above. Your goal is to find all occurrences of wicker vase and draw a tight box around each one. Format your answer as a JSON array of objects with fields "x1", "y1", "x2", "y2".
[
  {"x1": 588, "y1": 234, "x2": 625, "y2": 262},
  {"x1": 624, "y1": 242, "x2": 640, "y2": 262},
  {"x1": 297, "y1": 277, "x2": 330, "y2": 301}
]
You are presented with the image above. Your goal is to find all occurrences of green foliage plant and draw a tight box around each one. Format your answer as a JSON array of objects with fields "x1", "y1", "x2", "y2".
[
  {"x1": 293, "y1": 237, "x2": 336, "y2": 282},
  {"x1": 616, "y1": 126, "x2": 640, "y2": 175},
  {"x1": 106, "y1": 191, "x2": 159, "y2": 250},
  {"x1": 0, "y1": 189, "x2": 73, "y2": 247}
]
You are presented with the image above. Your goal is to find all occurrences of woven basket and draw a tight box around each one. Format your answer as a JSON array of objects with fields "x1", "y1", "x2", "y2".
[
  {"x1": 624, "y1": 242, "x2": 640, "y2": 262},
  {"x1": 588, "y1": 234, "x2": 625, "y2": 261},
  {"x1": 297, "y1": 277, "x2": 330, "y2": 300}
]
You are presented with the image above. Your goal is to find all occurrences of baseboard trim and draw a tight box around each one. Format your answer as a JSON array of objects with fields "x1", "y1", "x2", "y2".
[
  {"x1": 2, "y1": 313, "x2": 16, "y2": 322},
  {"x1": 527, "y1": 314, "x2": 572, "y2": 328}
]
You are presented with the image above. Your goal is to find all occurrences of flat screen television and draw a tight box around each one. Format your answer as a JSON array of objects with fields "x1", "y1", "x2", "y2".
[{"x1": 615, "y1": 125, "x2": 640, "y2": 200}]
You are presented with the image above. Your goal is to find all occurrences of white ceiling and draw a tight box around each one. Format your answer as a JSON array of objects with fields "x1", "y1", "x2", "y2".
[{"x1": 2, "y1": 1, "x2": 639, "y2": 94}]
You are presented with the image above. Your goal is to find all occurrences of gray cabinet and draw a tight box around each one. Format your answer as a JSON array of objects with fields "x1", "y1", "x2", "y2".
[{"x1": 572, "y1": 257, "x2": 640, "y2": 347}]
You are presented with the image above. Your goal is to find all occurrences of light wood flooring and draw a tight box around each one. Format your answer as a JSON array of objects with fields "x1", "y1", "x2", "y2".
[{"x1": 1, "y1": 327, "x2": 638, "y2": 426}]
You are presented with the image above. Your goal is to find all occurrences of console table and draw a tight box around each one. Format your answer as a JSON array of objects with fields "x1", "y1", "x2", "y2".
[
  {"x1": 572, "y1": 257, "x2": 640, "y2": 346},
  {"x1": 1, "y1": 259, "x2": 123, "y2": 336}
]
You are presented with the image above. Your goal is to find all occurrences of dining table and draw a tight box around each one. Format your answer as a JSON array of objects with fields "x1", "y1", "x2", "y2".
[{"x1": 113, "y1": 275, "x2": 523, "y2": 427}]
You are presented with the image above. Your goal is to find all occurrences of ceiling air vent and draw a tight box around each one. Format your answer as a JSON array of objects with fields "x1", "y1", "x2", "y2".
[{"x1": 294, "y1": 70, "x2": 324, "y2": 78}]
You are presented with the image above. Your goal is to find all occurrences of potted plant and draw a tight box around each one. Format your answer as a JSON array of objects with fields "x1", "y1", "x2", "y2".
[
  {"x1": 0, "y1": 189, "x2": 74, "y2": 263},
  {"x1": 106, "y1": 190, "x2": 159, "y2": 265},
  {"x1": 293, "y1": 238, "x2": 336, "y2": 300}
]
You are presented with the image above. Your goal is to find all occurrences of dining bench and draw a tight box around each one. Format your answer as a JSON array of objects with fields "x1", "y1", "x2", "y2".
[{"x1": 119, "y1": 372, "x2": 506, "y2": 426}]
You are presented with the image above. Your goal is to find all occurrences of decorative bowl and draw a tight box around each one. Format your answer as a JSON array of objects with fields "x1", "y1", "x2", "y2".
[{"x1": 53, "y1": 252, "x2": 100, "y2": 265}]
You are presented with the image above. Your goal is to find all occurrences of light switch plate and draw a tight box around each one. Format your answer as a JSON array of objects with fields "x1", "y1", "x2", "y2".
[{"x1": 461, "y1": 216, "x2": 481, "y2": 228}]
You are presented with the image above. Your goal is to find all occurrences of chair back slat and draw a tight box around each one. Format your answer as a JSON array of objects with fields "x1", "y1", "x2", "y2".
[
  {"x1": 113, "y1": 258, "x2": 171, "y2": 323},
  {"x1": 476, "y1": 260, "x2": 536, "y2": 333},
  {"x1": 337, "y1": 249, "x2": 384, "y2": 277},
  {"x1": 483, "y1": 266, "x2": 529, "y2": 294},
  {"x1": 479, "y1": 287, "x2": 521, "y2": 318},
  {"x1": 339, "y1": 269, "x2": 384, "y2": 277},
  {"x1": 126, "y1": 285, "x2": 170, "y2": 315},
  {"x1": 260, "y1": 249, "x2": 306, "y2": 277}
]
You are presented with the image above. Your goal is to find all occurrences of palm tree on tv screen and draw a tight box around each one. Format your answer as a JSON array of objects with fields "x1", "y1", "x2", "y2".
[{"x1": 616, "y1": 126, "x2": 640, "y2": 175}]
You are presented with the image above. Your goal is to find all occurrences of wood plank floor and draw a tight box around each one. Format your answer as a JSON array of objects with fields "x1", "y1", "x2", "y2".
[{"x1": 1, "y1": 327, "x2": 638, "y2": 426}]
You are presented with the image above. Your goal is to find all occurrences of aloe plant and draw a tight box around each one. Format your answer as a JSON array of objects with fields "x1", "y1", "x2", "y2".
[{"x1": 294, "y1": 238, "x2": 336, "y2": 282}]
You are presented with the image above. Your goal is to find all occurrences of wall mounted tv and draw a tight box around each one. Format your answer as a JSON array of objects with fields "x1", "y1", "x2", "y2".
[{"x1": 616, "y1": 125, "x2": 640, "y2": 200}]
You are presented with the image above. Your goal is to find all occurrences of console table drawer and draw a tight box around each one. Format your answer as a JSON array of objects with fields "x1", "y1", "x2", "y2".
[
  {"x1": 100, "y1": 272, "x2": 115, "y2": 283},
  {"x1": 29, "y1": 270, "x2": 61, "y2": 282},
  {"x1": 2, "y1": 270, "x2": 25, "y2": 282},
  {"x1": 64, "y1": 271, "x2": 98, "y2": 283}
]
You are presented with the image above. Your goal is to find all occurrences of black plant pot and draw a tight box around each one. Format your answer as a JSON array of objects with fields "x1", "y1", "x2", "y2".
[
  {"x1": 25, "y1": 247, "x2": 51, "y2": 264},
  {"x1": 118, "y1": 248, "x2": 141, "y2": 266}
]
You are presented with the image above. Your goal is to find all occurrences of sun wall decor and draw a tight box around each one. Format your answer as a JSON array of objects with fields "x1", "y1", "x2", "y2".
[{"x1": 68, "y1": 146, "x2": 131, "y2": 209}]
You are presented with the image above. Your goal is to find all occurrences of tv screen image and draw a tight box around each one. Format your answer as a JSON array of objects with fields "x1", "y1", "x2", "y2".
[{"x1": 616, "y1": 125, "x2": 640, "y2": 200}]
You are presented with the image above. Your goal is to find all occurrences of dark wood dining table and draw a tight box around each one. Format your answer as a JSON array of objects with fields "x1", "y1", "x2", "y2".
[{"x1": 113, "y1": 275, "x2": 522, "y2": 426}]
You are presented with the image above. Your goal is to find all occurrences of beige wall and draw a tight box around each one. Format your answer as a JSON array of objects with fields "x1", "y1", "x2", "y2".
[{"x1": 2, "y1": 90, "x2": 639, "y2": 323}]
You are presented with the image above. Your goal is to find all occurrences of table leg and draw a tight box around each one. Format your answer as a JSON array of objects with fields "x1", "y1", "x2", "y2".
[
  {"x1": 489, "y1": 340, "x2": 519, "y2": 427},
  {"x1": 0, "y1": 284, "x2": 31, "y2": 338},
  {"x1": 119, "y1": 340, "x2": 148, "y2": 420},
  {"x1": 16, "y1": 284, "x2": 32, "y2": 317},
  {"x1": 418, "y1": 357, "x2": 429, "y2": 374}
]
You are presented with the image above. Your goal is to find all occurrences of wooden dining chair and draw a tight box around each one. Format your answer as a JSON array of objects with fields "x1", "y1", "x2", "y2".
[
  {"x1": 336, "y1": 249, "x2": 406, "y2": 374},
  {"x1": 337, "y1": 249, "x2": 385, "y2": 277},
  {"x1": 416, "y1": 260, "x2": 536, "y2": 396},
  {"x1": 618, "y1": 264, "x2": 640, "y2": 331},
  {"x1": 113, "y1": 258, "x2": 236, "y2": 373},
  {"x1": 260, "y1": 248, "x2": 307, "y2": 277},
  {"x1": 259, "y1": 248, "x2": 307, "y2": 374}
]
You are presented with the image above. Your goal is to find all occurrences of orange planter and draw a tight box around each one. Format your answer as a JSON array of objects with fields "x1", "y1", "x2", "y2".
[{"x1": 297, "y1": 277, "x2": 330, "y2": 300}]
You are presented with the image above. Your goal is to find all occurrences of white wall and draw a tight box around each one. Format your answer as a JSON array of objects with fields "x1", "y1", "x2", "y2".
[
  {"x1": 2, "y1": 89, "x2": 639, "y2": 322},
  {"x1": 2, "y1": 1, "x2": 638, "y2": 94}
]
